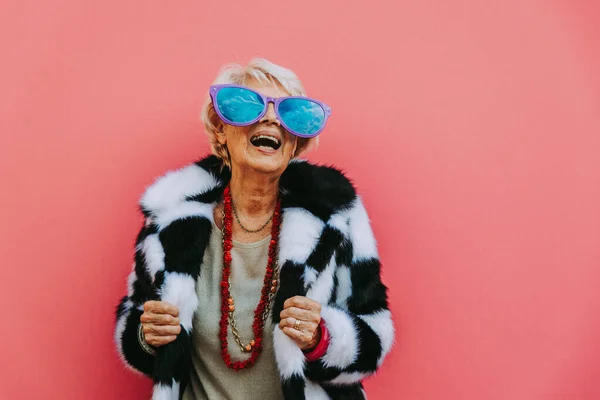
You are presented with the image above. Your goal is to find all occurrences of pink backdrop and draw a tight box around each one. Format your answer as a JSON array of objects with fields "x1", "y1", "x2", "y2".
[{"x1": 1, "y1": 1, "x2": 599, "y2": 399}]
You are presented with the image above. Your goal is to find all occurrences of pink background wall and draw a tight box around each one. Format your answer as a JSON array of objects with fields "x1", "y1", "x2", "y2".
[{"x1": 1, "y1": 1, "x2": 599, "y2": 399}]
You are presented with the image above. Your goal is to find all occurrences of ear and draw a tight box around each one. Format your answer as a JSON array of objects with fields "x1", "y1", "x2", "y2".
[
  {"x1": 294, "y1": 137, "x2": 317, "y2": 158},
  {"x1": 215, "y1": 121, "x2": 226, "y2": 145}
]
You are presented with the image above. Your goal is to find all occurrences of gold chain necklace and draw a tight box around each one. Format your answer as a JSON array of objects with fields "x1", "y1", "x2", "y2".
[{"x1": 230, "y1": 196, "x2": 275, "y2": 233}]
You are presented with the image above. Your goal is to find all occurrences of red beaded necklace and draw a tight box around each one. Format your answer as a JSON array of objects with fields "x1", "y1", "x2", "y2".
[{"x1": 219, "y1": 185, "x2": 282, "y2": 371}]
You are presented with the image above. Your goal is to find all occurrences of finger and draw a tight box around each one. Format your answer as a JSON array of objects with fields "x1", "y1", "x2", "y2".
[
  {"x1": 278, "y1": 317, "x2": 297, "y2": 331},
  {"x1": 151, "y1": 302, "x2": 180, "y2": 317},
  {"x1": 283, "y1": 296, "x2": 321, "y2": 312},
  {"x1": 146, "y1": 334, "x2": 178, "y2": 347},
  {"x1": 149, "y1": 324, "x2": 181, "y2": 336},
  {"x1": 279, "y1": 317, "x2": 318, "y2": 335},
  {"x1": 143, "y1": 300, "x2": 160, "y2": 312},
  {"x1": 144, "y1": 301, "x2": 179, "y2": 317},
  {"x1": 282, "y1": 326, "x2": 313, "y2": 348},
  {"x1": 146, "y1": 313, "x2": 180, "y2": 326},
  {"x1": 280, "y1": 307, "x2": 320, "y2": 324},
  {"x1": 279, "y1": 317, "x2": 301, "y2": 331},
  {"x1": 140, "y1": 312, "x2": 178, "y2": 326},
  {"x1": 143, "y1": 323, "x2": 181, "y2": 336},
  {"x1": 283, "y1": 296, "x2": 307, "y2": 310},
  {"x1": 140, "y1": 312, "x2": 151, "y2": 323}
]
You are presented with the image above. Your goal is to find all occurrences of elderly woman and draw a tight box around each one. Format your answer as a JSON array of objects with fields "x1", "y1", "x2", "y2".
[{"x1": 114, "y1": 58, "x2": 394, "y2": 400}]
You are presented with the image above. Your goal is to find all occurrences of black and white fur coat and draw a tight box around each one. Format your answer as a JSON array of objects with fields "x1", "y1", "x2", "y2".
[{"x1": 114, "y1": 155, "x2": 394, "y2": 400}]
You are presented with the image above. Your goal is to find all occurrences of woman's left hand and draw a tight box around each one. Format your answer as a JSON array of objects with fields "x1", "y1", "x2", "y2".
[{"x1": 279, "y1": 296, "x2": 322, "y2": 351}]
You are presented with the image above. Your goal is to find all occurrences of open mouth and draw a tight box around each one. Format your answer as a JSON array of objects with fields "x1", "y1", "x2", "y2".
[{"x1": 250, "y1": 134, "x2": 282, "y2": 150}]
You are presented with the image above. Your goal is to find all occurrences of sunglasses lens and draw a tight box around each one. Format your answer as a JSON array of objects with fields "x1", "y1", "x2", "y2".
[
  {"x1": 278, "y1": 98, "x2": 326, "y2": 137},
  {"x1": 215, "y1": 87, "x2": 265, "y2": 124}
]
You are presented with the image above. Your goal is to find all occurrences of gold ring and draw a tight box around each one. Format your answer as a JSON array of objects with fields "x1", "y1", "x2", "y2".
[{"x1": 293, "y1": 318, "x2": 302, "y2": 330}]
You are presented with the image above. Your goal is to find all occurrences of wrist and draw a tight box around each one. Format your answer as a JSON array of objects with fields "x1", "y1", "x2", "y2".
[
  {"x1": 303, "y1": 323, "x2": 322, "y2": 352},
  {"x1": 303, "y1": 319, "x2": 330, "y2": 361}
]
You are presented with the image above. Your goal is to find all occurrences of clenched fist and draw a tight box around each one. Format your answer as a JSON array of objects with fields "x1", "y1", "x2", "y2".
[
  {"x1": 279, "y1": 296, "x2": 322, "y2": 351},
  {"x1": 140, "y1": 301, "x2": 181, "y2": 347}
]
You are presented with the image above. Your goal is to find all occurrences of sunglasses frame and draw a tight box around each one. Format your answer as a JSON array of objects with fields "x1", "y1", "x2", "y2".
[{"x1": 209, "y1": 84, "x2": 332, "y2": 138}]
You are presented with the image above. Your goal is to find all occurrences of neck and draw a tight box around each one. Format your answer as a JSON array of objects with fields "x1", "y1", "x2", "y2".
[{"x1": 228, "y1": 167, "x2": 280, "y2": 217}]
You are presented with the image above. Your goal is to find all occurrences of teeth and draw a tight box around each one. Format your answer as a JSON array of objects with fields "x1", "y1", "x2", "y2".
[{"x1": 251, "y1": 135, "x2": 280, "y2": 145}]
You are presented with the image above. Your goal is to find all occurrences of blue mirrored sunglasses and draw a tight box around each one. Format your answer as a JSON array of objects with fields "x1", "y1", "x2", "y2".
[{"x1": 209, "y1": 84, "x2": 331, "y2": 138}]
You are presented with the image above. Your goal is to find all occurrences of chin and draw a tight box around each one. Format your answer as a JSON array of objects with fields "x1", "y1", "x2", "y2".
[
  {"x1": 248, "y1": 156, "x2": 287, "y2": 174},
  {"x1": 230, "y1": 140, "x2": 293, "y2": 175},
  {"x1": 239, "y1": 142, "x2": 289, "y2": 172}
]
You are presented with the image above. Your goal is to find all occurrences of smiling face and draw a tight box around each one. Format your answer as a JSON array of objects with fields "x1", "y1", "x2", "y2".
[{"x1": 215, "y1": 79, "x2": 298, "y2": 176}]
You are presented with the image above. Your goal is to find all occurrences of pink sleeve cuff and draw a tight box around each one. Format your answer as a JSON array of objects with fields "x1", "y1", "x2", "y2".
[{"x1": 304, "y1": 319, "x2": 330, "y2": 362}]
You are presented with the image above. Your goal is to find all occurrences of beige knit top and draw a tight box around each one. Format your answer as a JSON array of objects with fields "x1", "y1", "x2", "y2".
[{"x1": 182, "y1": 224, "x2": 284, "y2": 400}]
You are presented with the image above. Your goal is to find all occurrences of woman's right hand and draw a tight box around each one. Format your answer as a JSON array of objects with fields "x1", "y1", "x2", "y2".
[{"x1": 140, "y1": 301, "x2": 181, "y2": 347}]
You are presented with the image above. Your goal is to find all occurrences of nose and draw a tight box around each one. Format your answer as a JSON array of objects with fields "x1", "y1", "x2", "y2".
[{"x1": 259, "y1": 102, "x2": 281, "y2": 126}]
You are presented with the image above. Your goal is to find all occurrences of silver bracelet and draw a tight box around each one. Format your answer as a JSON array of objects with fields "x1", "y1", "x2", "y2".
[{"x1": 137, "y1": 323, "x2": 156, "y2": 355}]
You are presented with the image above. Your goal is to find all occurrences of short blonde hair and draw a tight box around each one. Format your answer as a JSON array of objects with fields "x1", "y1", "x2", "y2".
[{"x1": 200, "y1": 58, "x2": 317, "y2": 167}]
